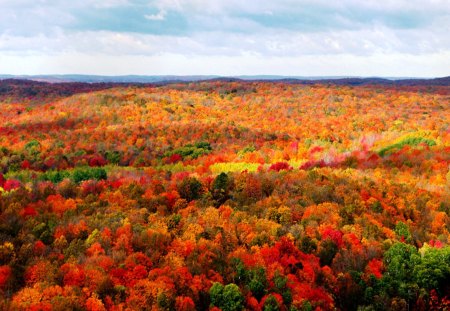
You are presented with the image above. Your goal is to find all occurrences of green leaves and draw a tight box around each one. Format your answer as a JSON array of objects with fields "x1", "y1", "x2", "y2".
[
  {"x1": 177, "y1": 177, "x2": 203, "y2": 202},
  {"x1": 211, "y1": 172, "x2": 233, "y2": 207},
  {"x1": 394, "y1": 221, "x2": 412, "y2": 243},
  {"x1": 164, "y1": 141, "x2": 212, "y2": 160},
  {"x1": 71, "y1": 167, "x2": 107, "y2": 184},
  {"x1": 381, "y1": 242, "x2": 420, "y2": 300},
  {"x1": 41, "y1": 167, "x2": 107, "y2": 184},
  {"x1": 414, "y1": 246, "x2": 450, "y2": 295},
  {"x1": 378, "y1": 137, "x2": 436, "y2": 157},
  {"x1": 209, "y1": 283, "x2": 244, "y2": 311}
]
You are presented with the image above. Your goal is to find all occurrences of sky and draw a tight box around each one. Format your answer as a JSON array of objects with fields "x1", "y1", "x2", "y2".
[{"x1": 0, "y1": 0, "x2": 449, "y2": 77}]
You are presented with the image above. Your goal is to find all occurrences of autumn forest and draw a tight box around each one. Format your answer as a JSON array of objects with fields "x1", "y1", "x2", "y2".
[{"x1": 0, "y1": 79, "x2": 449, "y2": 310}]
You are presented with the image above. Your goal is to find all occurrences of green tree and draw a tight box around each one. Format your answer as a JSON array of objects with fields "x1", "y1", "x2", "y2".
[
  {"x1": 211, "y1": 172, "x2": 233, "y2": 207},
  {"x1": 414, "y1": 246, "x2": 450, "y2": 295},
  {"x1": 263, "y1": 295, "x2": 280, "y2": 311},
  {"x1": 382, "y1": 242, "x2": 420, "y2": 302},
  {"x1": 177, "y1": 177, "x2": 203, "y2": 202},
  {"x1": 210, "y1": 283, "x2": 244, "y2": 311},
  {"x1": 394, "y1": 221, "x2": 412, "y2": 243}
]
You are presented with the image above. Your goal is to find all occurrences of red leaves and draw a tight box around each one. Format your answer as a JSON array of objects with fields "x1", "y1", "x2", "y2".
[
  {"x1": 162, "y1": 190, "x2": 181, "y2": 211},
  {"x1": 21, "y1": 160, "x2": 31, "y2": 169},
  {"x1": 321, "y1": 227, "x2": 343, "y2": 248},
  {"x1": 24, "y1": 261, "x2": 52, "y2": 285},
  {"x1": 175, "y1": 296, "x2": 196, "y2": 311},
  {"x1": 246, "y1": 296, "x2": 261, "y2": 311},
  {"x1": 61, "y1": 263, "x2": 85, "y2": 287},
  {"x1": 33, "y1": 240, "x2": 46, "y2": 256},
  {"x1": 299, "y1": 160, "x2": 326, "y2": 170},
  {"x1": 0, "y1": 265, "x2": 11, "y2": 291},
  {"x1": 166, "y1": 153, "x2": 182, "y2": 164},
  {"x1": 269, "y1": 162, "x2": 292, "y2": 172},
  {"x1": 360, "y1": 189, "x2": 371, "y2": 201},
  {"x1": 365, "y1": 259, "x2": 383, "y2": 279},
  {"x1": 3, "y1": 179, "x2": 21, "y2": 191},
  {"x1": 80, "y1": 180, "x2": 106, "y2": 196},
  {"x1": 20, "y1": 205, "x2": 38, "y2": 218},
  {"x1": 88, "y1": 154, "x2": 107, "y2": 167},
  {"x1": 429, "y1": 240, "x2": 443, "y2": 248}
]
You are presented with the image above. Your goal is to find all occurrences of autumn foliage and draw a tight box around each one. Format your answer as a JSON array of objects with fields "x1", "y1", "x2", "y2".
[{"x1": 0, "y1": 80, "x2": 449, "y2": 310}]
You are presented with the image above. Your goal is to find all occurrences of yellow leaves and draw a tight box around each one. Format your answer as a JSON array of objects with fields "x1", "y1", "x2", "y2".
[
  {"x1": 126, "y1": 279, "x2": 173, "y2": 311},
  {"x1": 382, "y1": 227, "x2": 396, "y2": 240},
  {"x1": 164, "y1": 251, "x2": 185, "y2": 270},
  {"x1": 209, "y1": 162, "x2": 260, "y2": 173},
  {"x1": 255, "y1": 218, "x2": 280, "y2": 237},
  {"x1": 85, "y1": 229, "x2": 100, "y2": 248},
  {"x1": 1, "y1": 242, "x2": 14, "y2": 251},
  {"x1": 267, "y1": 206, "x2": 292, "y2": 225},
  {"x1": 182, "y1": 223, "x2": 204, "y2": 241},
  {"x1": 418, "y1": 243, "x2": 432, "y2": 257},
  {"x1": 199, "y1": 207, "x2": 220, "y2": 227}
]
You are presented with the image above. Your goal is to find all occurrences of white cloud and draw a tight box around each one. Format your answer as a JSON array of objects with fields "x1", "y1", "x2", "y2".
[
  {"x1": 0, "y1": 0, "x2": 448, "y2": 76},
  {"x1": 144, "y1": 10, "x2": 166, "y2": 21},
  {"x1": 1, "y1": 23, "x2": 446, "y2": 58}
]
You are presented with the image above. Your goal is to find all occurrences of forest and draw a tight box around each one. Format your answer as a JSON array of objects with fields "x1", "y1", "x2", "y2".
[{"x1": 0, "y1": 79, "x2": 449, "y2": 310}]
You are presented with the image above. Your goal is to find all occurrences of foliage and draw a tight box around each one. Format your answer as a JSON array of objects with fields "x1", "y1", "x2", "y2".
[
  {"x1": 0, "y1": 81, "x2": 449, "y2": 310},
  {"x1": 210, "y1": 283, "x2": 244, "y2": 311},
  {"x1": 378, "y1": 136, "x2": 436, "y2": 156},
  {"x1": 164, "y1": 142, "x2": 212, "y2": 160}
]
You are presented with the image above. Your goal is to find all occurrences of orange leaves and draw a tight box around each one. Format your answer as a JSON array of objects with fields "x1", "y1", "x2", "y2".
[
  {"x1": 126, "y1": 278, "x2": 174, "y2": 310},
  {"x1": 11, "y1": 286, "x2": 43, "y2": 310},
  {"x1": 86, "y1": 242, "x2": 105, "y2": 257},
  {"x1": 85, "y1": 295, "x2": 106, "y2": 311},
  {"x1": 24, "y1": 261, "x2": 54, "y2": 285},
  {"x1": 302, "y1": 202, "x2": 341, "y2": 228},
  {"x1": 171, "y1": 238, "x2": 195, "y2": 258},
  {"x1": 430, "y1": 211, "x2": 448, "y2": 235},
  {"x1": 11, "y1": 284, "x2": 81, "y2": 311},
  {"x1": 46, "y1": 194, "x2": 77, "y2": 216}
]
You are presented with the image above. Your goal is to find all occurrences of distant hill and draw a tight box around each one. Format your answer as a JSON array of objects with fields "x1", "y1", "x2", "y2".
[
  {"x1": 0, "y1": 74, "x2": 219, "y2": 83},
  {"x1": 0, "y1": 76, "x2": 448, "y2": 104},
  {"x1": 0, "y1": 79, "x2": 139, "y2": 104},
  {"x1": 0, "y1": 74, "x2": 449, "y2": 86}
]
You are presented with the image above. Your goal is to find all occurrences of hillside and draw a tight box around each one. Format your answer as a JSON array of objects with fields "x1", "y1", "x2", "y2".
[{"x1": 0, "y1": 81, "x2": 449, "y2": 310}]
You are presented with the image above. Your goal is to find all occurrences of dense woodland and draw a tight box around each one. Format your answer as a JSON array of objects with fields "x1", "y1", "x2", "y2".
[{"x1": 0, "y1": 79, "x2": 449, "y2": 310}]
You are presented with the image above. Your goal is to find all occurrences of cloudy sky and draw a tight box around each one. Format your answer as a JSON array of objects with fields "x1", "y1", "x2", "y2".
[{"x1": 0, "y1": 0, "x2": 449, "y2": 77}]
